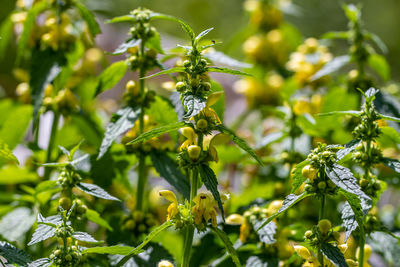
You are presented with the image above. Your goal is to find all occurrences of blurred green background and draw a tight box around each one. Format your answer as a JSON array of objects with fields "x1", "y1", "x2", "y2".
[{"x1": 1, "y1": 0, "x2": 400, "y2": 82}]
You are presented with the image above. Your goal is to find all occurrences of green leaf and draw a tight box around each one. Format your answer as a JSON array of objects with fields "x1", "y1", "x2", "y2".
[
  {"x1": 0, "y1": 15, "x2": 13, "y2": 61},
  {"x1": 106, "y1": 15, "x2": 135, "y2": 24},
  {"x1": 368, "y1": 32, "x2": 388, "y2": 54},
  {"x1": 98, "y1": 106, "x2": 140, "y2": 159},
  {"x1": 182, "y1": 94, "x2": 206, "y2": 120},
  {"x1": 343, "y1": 4, "x2": 360, "y2": 22},
  {"x1": 150, "y1": 151, "x2": 190, "y2": 199},
  {"x1": 95, "y1": 61, "x2": 128, "y2": 96},
  {"x1": 245, "y1": 255, "x2": 279, "y2": 267},
  {"x1": 382, "y1": 157, "x2": 400, "y2": 173},
  {"x1": 82, "y1": 245, "x2": 134, "y2": 255},
  {"x1": 216, "y1": 124, "x2": 263, "y2": 166},
  {"x1": 256, "y1": 192, "x2": 310, "y2": 231},
  {"x1": 255, "y1": 132, "x2": 286, "y2": 149},
  {"x1": 77, "y1": 182, "x2": 120, "y2": 201},
  {"x1": 72, "y1": 232, "x2": 101, "y2": 243},
  {"x1": 28, "y1": 258, "x2": 52, "y2": 267},
  {"x1": 0, "y1": 166, "x2": 37, "y2": 185},
  {"x1": 210, "y1": 226, "x2": 241, "y2": 267},
  {"x1": 321, "y1": 31, "x2": 349, "y2": 39},
  {"x1": 290, "y1": 160, "x2": 310, "y2": 193},
  {"x1": 109, "y1": 243, "x2": 173, "y2": 266},
  {"x1": 146, "y1": 31, "x2": 164, "y2": 54},
  {"x1": 0, "y1": 241, "x2": 31, "y2": 266},
  {"x1": 195, "y1": 27, "x2": 214, "y2": 43},
  {"x1": 86, "y1": 209, "x2": 113, "y2": 231},
  {"x1": 325, "y1": 164, "x2": 370, "y2": 199},
  {"x1": 379, "y1": 127, "x2": 400, "y2": 145},
  {"x1": 337, "y1": 139, "x2": 361, "y2": 161},
  {"x1": 16, "y1": 1, "x2": 48, "y2": 63},
  {"x1": 142, "y1": 67, "x2": 185, "y2": 79},
  {"x1": 320, "y1": 242, "x2": 348, "y2": 267},
  {"x1": 0, "y1": 104, "x2": 32, "y2": 150},
  {"x1": 368, "y1": 54, "x2": 390, "y2": 81},
  {"x1": 318, "y1": 110, "x2": 361, "y2": 117},
  {"x1": 380, "y1": 114, "x2": 400, "y2": 123},
  {"x1": 203, "y1": 50, "x2": 251, "y2": 68},
  {"x1": 310, "y1": 55, "x2": 350, "y2": 81},
  {"x1": 198, "y1": 164, "x2": 225, "y2": 220},
  {"x1": 75, "y1": 1, "x2": 101, "y2": 37},
  {"x1": 0, "y1": 207, "x2": 36, "y2": 242},
  {"x1": 34, "y1": 180, "x2": 59, "y2": 195},
  {"x1": 206, "y1": 67, "x2": 252, "y2": 76},
  {"x1": 30, "y1": 49, "x2": 65, "y2": 129},
  {"x1": 209, "y1": 81, "x2": 225, "y2": 121},
  {"x1": 28, "y1": 215, "x2": 62, "y2": 245},
  {"x1": 115, "y1": 221, "x2": 174, "y2": 266},
  {"x1": 127, "y1": 121, "x2": 186, "y2": 145},
  {"x1": 0, "y1": 139, "x2": 18, "y2": 164},
  {"x1": 112, "y1": 38, "x2": 141, "y2": 55},
  {"x1": 253, "y1": 220, "x2": 277, "y2": 244}
]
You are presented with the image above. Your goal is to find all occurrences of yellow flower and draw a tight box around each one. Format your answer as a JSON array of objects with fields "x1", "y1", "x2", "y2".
[
  {"x1": 226, "y1": 214, "x2": 245, "y2": 225},
  {"x1": 203, "y1": 133, "x2": 230, "y2": 162},
  {"x1": 158, "y1": 260, "x2": 174, "y2": 267},
  {"x1": 294, "y1": 245, "x2": 320, "y2": 267},
  {"x1": 191, "y1": 192, "x2": 228, "y2": 227},
  {"x1": 159, "y1": 190, "x2": 179, "y2": 220},
  {"x1": 201, "y1": 92, "x2": 223, "y2": 124},
  {"x1": 180, "y1": 127, "x2": 197, "y2": 150}
]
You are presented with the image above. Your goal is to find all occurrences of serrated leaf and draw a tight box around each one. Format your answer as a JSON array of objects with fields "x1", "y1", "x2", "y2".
[
  {"x1": 382, "y1": 157, "x2": 400, "y2": 173},
  {"x1": 310, "y1": 55, "x2": 350, "y2": 81},
  {"x1": 75, "y1": 1, "x2": 101, "y2": 37},
  {"x1": 113, "y1": 39, "x2": 141, "y2": 55},
  {"x1": 170, "y1": 92, "x2": 185, "y2": 121},
  {"x1": 203, "y1": 50, "x2": 252, "y2": 68},
  {"x1": 256, "y1": 192, "x2": 310, "y2": 231},
  {"x1": 82, "y1": 245, "x2": 134, "y2": 255},
  {"x1": 216, "y1": 124, "x2": 263, "y2": 166},
  {"x1": 368, "y1": 54, "x2": 390, "y2": 81},
  {"x1": 98, "y1": 106, "x2": 140, "y2": 159},
  {"x1": 127, "y1": 121, "x2": 186, "y2": 145},
  {"x1": 318, "y1": 110, "x2": 361, "y2": 117},
  {"x1": 150, "y1": 151, "x2": 190, "y2": 199},
  {"x1": 77, "y1": 182, "x2": 120, "y2": 201},
  {"x1": 325, "y1": 164, "x2": 369, "y2": 199},
  {"x1": 72, "y1": 231, "x2": 101, "y2": 243},
  {"x1": 291, "y1": 160, "x2": 310, "y2": 193},
  {"x1": 95, "y1": 61, "x2": 128, "y2": 96},
  {"x1": 0, "y1": 207, "x2": 36, "y2": 241},
  {"x1": 86, "y1": 209, "x2": 113, "y2": 231},
  {"x1": 337, "y1": 139, "x2": 361, "y2": 161},
  {"x1": 245, "y1": 255, "x2": 279, "y2": 267},
  {"x1": 28, "y1": 215, "x2": 62, "y2": 245},
  {"x1": 16, "y1": 1, "x2": 47, "y2": 63},
  {"x1": 210, "y1": 226, "x2": 241, "y2": 267},
  {"x1": 0, "y1": 241, "x2": 31, "y2": 266},
  {"x1": 115, "y1": 221, "x2": 174, "y2": 266},
  {"x1": 142, "y1": 67, "x2": 185, "y2": 79},
  {"x1": 195, "y1": 27, "x2": 214, "y2": 43},
  {"x1": 182, "y1": 94, "x2": 206, "y2": 120},
  {"x1": 28, "y1": 258, "x2": 52, "y2": 267},
  {"x1": 380, "y1": 114, "x2": 400, "y2": 123},
  {"x1": 253, "y1": 220, "x2": 277, "y2": 244},
  {"x1": 30, "y1": 49, "x2": 65, "y2": 129},
  {"x1": 320, "y1": 243, "x2": 348, "y2": 267},
  {"x1": 198, "y1": 164, "x2": 225, "y2": 220},
  {"x1": 340, "y1": 201, "x2": 359, "y2": 242},
  {"x1": 206, "y1": 66, "x2": 251, "y2": 76}
]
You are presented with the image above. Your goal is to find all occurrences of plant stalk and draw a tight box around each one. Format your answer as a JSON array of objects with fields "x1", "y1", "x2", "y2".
[
  {"x1": 44, "y1": 111, "x2": 60, "y2": 180},
  {"x1": 136, "y1": 38, "x2": 147, "y2": 211},
  {"x1": 318, "y1": 194, "x2": 326, "y2": 266},
  {"x1": 181, "y1": 168, "x2": 199, "y2": 267}
]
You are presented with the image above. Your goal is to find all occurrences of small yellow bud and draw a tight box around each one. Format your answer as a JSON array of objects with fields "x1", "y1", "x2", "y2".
[
  {"x1": 158, "y1": 260, "x2": 174, "y2": 267},
  {"x1": 126, "y1": 80, "x2": 139, "y2": 96},
  {"x1": 294, "y1": 245, "x2": 311, "y2": 260},
  {"x1": 196, "y1": 119, "x2": 208, "y2": 129},
  {"x1": 318, "y1": 219, "x2": 332, "y2": 235},
  {"x1": 226, "y1": 214, "x2": 245, "y2": 225},
  {"x1": 188, "y1": 145, "x2": 201, "y2": 161},
  {"x1": 302, "y1": 165, "x2": 318, "y2": 180}
]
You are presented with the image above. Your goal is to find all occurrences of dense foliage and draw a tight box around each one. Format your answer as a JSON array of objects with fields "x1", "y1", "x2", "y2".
[{"x1": 0, "y1": 0, "x2": 399, "y2": 266}]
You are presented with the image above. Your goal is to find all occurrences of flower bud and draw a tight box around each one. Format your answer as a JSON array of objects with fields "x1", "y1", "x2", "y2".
[
  {"x1": 175, "y1": 81, "x2": 186, "y2": 92},
  {"x1": 158, "y1": 260, "x2": 174, "y2": 267},
  {"x1": 188, "y1": 145, "x2": 201, "y2": 161},
  {"x1": 317, "y1": 181, "x2": 326, "y2": 190},
  {"x1": 226, "y1": 214, "x2": 245, "y2": 225},
  {"x1": 302, "y1": 165, "x2": 318, "y2": 180},
  {"x1": 59, "y1": 197, "x2": 71, "y2": 210},
  {"x1": 126, "y1": 80, "x2": 139, "y2": 96},
  {"x1": 318, "y1": 219, "x2": 331, "y2": 235},
  {"x1": 196, "y1": 119, "x2": 208, "y2": 129},
  {"x1": 304, "y1": 230, "x2": 313, "y2": 239}
]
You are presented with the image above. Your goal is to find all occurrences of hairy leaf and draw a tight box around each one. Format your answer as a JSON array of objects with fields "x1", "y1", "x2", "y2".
[
  {"x1": 142, "y1": 67, "x2": 185, "y2": 79},
  {"x1": 86, "y1": 209, "x2": 113, "y2": 231},
  {"x1": 75, "y1": 2, "x2": 101, "y2": 37},
  {"x1": 127, "y1": 121, "x2": 186, "y2": 145},
  {"x1": 28, "y1": 258, "x2": 52, "y2": 267},
  {"x1": 72, "y1": 232, "x2": 101, "y2": 243},
  {"x1": 380, "y1": 114, "x2": 400, "y2": 123},
  {"x1": 82, "y1": 245, "x2": 134, "y2": 255},
  {"x1": 320, "y1": 243, "x2": 348, "y2": 267},
  {"x1": 337, "y1": 139, "x2": 361, "y2": 161},
  {"x1": 207, "y1": 67, "x2": 251, "y2": 76},
  {"x1": 98, "y1": 106, "x2": 140, "y2": 159},
  {"x1": 382, "y1": 157, "x2": 400, "y2": 173},
  {"x1": 182, "y1": 94, "x2": 206, "y2": 120},
  {"x1": 150, "y1": 151, "x2": 190, "y2": 199},
  {"x1": 210, "y1": 226, "x2": 241, "y2": 267},
  {"x1": 318, "y1": 110, "x2": 361, "y2": 117},
  {"x1": 95, "y1": 61, "x2": 128, "y2": 96},
  {"x1": 368, "y1": 232, "x2": 400, "y2": 266},
  {"x1": 195, "y1": 27, "x2": 214, "y2": 43},
  {"x1": 198, "y1": 164, "x2": 225, "y2": 220},
  {"x1": 28, "y1": 215, "x2": 62, "y2": 245},
  {"x1": 216, "y1": 124, "x2": 263, "y2": 165},
  {"x1": 0, "y1": 241, "x2": 31, "y2": 266},
  {"x1": 113, "y1": 39, "x2": 141, "y2": 55},
  {"x1": 203, "y1": 50, "x2": 251, "y2": 68},
  {"x1": 253, "y1": 220, "x2": 277, "y2": 244},
  {"x1": 0, "y1": 207, "x2": 35, "y2": 241},
  {"x1": 77, "y1": 182, "x2": 120, "y2": 201},
  {"x1": 311, "y1": 55, "x2": 350, "y2": 81}
]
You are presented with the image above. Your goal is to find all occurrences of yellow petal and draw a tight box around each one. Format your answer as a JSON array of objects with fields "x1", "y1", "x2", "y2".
[
  {"x1": 294, "y1": 245, "x2": 311, "y2": 260},
  {"x1": 206, "y1": 92, "x2": 223, "y2": 107},
  {"x1": 159, "y1": 190, "x2": 177, "y2": 204},
  {"x1": 226, "y1": 214, "x2": 245, "y2": 225}
]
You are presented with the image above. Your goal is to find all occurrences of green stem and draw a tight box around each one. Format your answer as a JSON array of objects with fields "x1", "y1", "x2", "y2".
[
  {"x1": 181, "y1": 168, "x2": 199, "y2": 267},
  {"x1": 318, "y1": 195, "x2": 325, "y2": 266},
  {"x1": 359, "y1": 233, "x2": 365, "y2": 267},
  {"x1": 44, "y1": 111, "x2": 60, "y2": 180},
  {"x1": 135, "y1": 38, "x2": 147, "y2": 211}
]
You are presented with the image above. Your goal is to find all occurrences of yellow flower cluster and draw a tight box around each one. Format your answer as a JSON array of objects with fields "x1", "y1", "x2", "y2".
[
  {"x1": 287, "y1": 38, "x2": 332, "y2": 88},
  {"x1": 292, "y1": 94, "x2": 323, "y2": 115},
  {"x1": 191, "y1": 192, "x2": 228, "y2": 227},
  {"x1": 41, "y1": 85, "x2": 79, "y2": 114}
]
